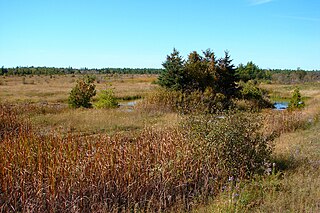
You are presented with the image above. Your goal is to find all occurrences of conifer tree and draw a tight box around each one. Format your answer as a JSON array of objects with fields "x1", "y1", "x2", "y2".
[
  {"x1": 158, "y1": 48, "x2": 186, "y2": 91},
  {"x1": 288, "y1": 87, "x2": 305, "y2": 110},
  {"x1": 216, "y1": 51, "x2": 238, "y2": 97}
]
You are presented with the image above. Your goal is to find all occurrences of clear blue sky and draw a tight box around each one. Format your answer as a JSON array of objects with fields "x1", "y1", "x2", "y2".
[{"x1": 1, "y1": 0, "x2": 319, "y2": 70}]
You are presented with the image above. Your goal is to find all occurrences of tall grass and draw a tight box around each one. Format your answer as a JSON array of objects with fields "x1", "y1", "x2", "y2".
[
  {"x1": 0, "y1": 104, "x2": 273, "y2": 212},
  {"x1": 0, "y1": 104, "x2": 31, "y2": 140}
]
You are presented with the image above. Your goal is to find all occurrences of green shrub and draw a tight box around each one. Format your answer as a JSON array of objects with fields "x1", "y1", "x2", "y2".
[
  {"x1": 288, "y1": 87, "x2": 305, "y2": 110},
  {"x1": 68, "y1": 75, "x2": 96, "y2": 108},
  {"x1": 239, "y1": 80, "x2": 273, "y2": 110},
  {"x1": 183, "y1": 112, "x2": 275, "y2": 178},
  {"x1": 94, "y1": 87, "x2": 119, "y2": 109}
]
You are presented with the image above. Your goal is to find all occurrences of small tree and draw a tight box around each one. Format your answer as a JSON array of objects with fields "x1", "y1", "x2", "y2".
[
  {"x1": 68, "y1": 75, "x2": 96, "y2": 108},
  {"x1": 288, "y1": 87, "x2": 305, "y2": 110},
  {"x1": 158, "y1": 48, "x2": 187, "y2": 91}
]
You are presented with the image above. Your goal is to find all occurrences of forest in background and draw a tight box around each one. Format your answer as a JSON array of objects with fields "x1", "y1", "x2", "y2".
[{"x1": 1, "y1": 64, "x2": 319, "y2": 84}]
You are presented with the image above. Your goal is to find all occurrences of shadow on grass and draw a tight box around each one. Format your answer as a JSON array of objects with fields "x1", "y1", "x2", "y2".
[{"x1": 272, "y1": 153, "x2": 305, "y2": 173}]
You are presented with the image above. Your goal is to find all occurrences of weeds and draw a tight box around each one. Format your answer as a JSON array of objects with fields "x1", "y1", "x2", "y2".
[{"x1": 0, "y1": 105, "x2": 274, "y2": 212}]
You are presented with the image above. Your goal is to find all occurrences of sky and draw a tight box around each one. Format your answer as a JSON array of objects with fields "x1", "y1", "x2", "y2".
[{"x1": 0, "y1": 0, "x2": 319, "y2": 70}]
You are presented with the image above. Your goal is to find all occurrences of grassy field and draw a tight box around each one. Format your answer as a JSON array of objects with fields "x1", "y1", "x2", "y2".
[
  {"x1": 0, "y1": 74, "x2": 173, "y2": 135},
  {"x1": 0, "y1": 74, "x2": 157, "y2": 104},
  {"x1": 1, "y1": 75, "x2": 320, "y2": 212}
]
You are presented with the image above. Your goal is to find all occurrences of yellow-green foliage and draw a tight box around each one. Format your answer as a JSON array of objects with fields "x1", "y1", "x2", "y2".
[
  {"x1": 94, "y1": 88, "x2": 119, "y2": 109},
  {"x1": 288, "y1": 87, "x2": 305, "y2": 110}
]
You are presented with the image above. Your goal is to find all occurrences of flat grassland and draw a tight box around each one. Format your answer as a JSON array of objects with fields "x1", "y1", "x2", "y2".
[
  {"x1": 0, "y1": 74, "x2": 179, "y2": 135},
  {"x1": 1, "y1": 74, "x2": 320, "y2": 212}
]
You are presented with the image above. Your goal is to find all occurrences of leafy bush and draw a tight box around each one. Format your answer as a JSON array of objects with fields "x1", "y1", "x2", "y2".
[
  {"x1": 183, "y1": 112, "x2": 275, "y2": 178},
  {"x1": 238, "y1": 80, "x2": 273, "y2": 110},
  {"x1": 68, "y1": 75, "x2": 96, "y2": 108},
  {"x1": 94, "y1": 87, "x2": 119, "y2": 109},
  {"x1": 236, "y1": 61, "x2": 271, "y2": 82}
]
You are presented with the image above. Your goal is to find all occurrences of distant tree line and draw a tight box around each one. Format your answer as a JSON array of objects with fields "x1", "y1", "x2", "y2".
[
  {"x1": 270, "y1": 69, "x2": 320, "y2": 84},
  {"x1": 0, "y1": 66, "x2": 163, "y2": 76},
  {"x1": 236, "y1": 63, "x2": 320, "y2": 83},
  {"x1": 1, "y1": 64, "x2": 319, "y2": 84},
  {"x1": 236, "y1": 62, "x2": 272, "y2": 82}
]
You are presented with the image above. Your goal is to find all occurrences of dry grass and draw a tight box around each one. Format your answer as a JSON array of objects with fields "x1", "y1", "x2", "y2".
[
  {"x1": 0, "y1": 104, "x2": 273, "y2": 212},
  {"x1": 252, "y1": 118, "x2": 320, "y2": 212},
  {"x1": 260, "y1": 82, "x2": 320, "y2": 102},
  {"x1": 0, "y1": 74, "x2": 166, "y2": 136},
  {"x1": 30, "y1": 106, "x2": 180, "y2": 136},
  {"x1": 2, "y1": 76, "x2": 320, "y2": 212},
  {"x1": 0, "y1": 74, "x2": 157, "y2": 104}
]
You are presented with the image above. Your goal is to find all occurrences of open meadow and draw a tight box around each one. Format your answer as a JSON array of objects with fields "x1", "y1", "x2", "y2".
[
  {"x1": 1, "y1": 74, "x2": 320, "y2": 212},
  {"x1": 0, "y1": 74, "x2": 179, "y2": 135}
]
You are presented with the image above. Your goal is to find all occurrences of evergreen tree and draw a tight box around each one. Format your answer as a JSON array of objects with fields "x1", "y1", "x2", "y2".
[
  {"x1": 184, "y1": 51, "x2": 206, "y2": 91},
  {"x1": 158, "y1": 49, "x2": 238, "y2": 97},
  {"x1": 216, "y1": 51, "x2": 238, "y2": 97},
  {"x1": 158, "y1": 48, "x2": 186, "y2": 91},
  {"x1": 288, "y1": 87, "x2": 305, "y2": 110}
]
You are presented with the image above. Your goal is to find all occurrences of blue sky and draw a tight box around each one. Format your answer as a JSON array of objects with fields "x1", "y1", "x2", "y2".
[{"x1": 1, "y1": 0, "x2": 319, "y2": 70}]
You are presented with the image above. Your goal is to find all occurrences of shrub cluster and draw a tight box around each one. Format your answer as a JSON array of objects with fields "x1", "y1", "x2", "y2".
[
  {"x1": 182, "y1": 113, "x2": 275, "y2": 178},
  {"x1": 237, "y1": 80, "x2": 274, "y2": 110},
  {"x1": 158, "y1": 48, "x2": 238, "y2": 98},
  {"x1": 154, "y1": 49, "x2": 273, "y2": 113},
  {"x1": 140, "y1": 88, "x2": 230, "y2": 114}
]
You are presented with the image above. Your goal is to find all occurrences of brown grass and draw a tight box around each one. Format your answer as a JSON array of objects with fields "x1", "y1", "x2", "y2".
[
  {"x1": 30, "y1": 106, "x2": 179, "y2": 136},
  {"x1": 2, "y1": 77, "x2": 319, "y2": 212},
  {"x1": 0, "y1": 104, "x2": 273, "y2": 212},
  {"x1": 0, "y1": 105, "x2": 201, "y2": 212},
  {"x1": 0, "y1": 74, "x2": 157, "y2": 104}
]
